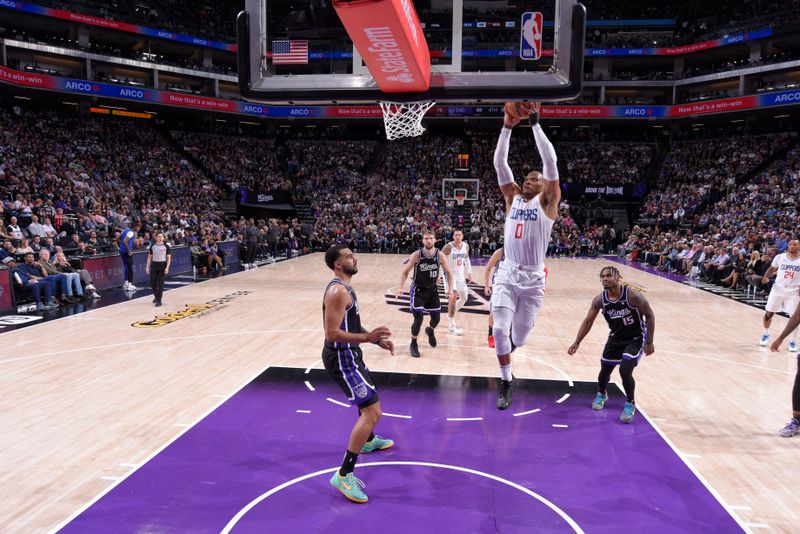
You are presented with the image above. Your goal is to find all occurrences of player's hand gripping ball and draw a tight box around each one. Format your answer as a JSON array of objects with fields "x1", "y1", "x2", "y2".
[{"x1": 504, "y1": 101, "x2": 537, "y2": 121}]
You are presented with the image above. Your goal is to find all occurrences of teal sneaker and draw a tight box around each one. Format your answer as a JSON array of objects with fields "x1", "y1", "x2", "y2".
[
  {"x1": 620, "y1": 401, "x2": 636, "y2": 423},
  {"x1": 361, "y1": 435, "x2": 394, "y2": 454},
  {"x1": 330, "y1": 472, "x2": 368, "y2": 503},
  {"x1": 592, "y1": 392, "x2": 608, "y2": 411}
]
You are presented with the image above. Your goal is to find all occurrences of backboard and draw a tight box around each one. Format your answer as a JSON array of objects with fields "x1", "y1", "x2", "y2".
[{"x1": 237, "y1": 0, "x2": 586, "y2": 105}]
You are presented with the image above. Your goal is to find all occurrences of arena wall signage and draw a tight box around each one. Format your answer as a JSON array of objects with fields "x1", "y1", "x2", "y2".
[
  {"x1": 1, "y1": 1, "x2": 766, "y2": 58},
  {"x1": 238, "y1": 187, "x2": 293, "y2": 207},
  {"x1": 0, "y1": 0, "x2": 237, "y2": 51},
  {"x1": 2, "y1": 65, "x2": 799, "y2": 120},
  {"x1": 561, "y1": 183, "x2": 649, "y2": 200}
]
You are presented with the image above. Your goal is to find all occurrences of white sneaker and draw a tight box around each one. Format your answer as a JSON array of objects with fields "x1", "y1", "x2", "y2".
[
  {"x1": 760, "y1": 333, "x2": 770, "y2": 347},
  {"x1": 789, "y1": 340, "x2": 798, "y2": 353},
  {"x1": 128, "y1": 284, "x2": 138, "y2": 291},
  {"x1": 448, "y1": 325, "x2": 463, "y2": 336}
]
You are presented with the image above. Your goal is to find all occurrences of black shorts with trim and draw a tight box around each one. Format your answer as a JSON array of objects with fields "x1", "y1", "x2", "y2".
[
  {"x1": 410, "y1": 283, "x2": 441, "y2": 313},
  {"x1": 322, "y1": 345, "x2": 379, "y2": 408},
  {"x1": 601, "y1": 336, "x2": 644, "y2": 366}
]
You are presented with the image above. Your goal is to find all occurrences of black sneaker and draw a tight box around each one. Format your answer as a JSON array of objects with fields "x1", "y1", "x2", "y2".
[
  {"x1": 153, "y1": 297, "x2": 158, "y2": 303},
  {"x1": 496, "y1": 378, "x2": 515, "y2": 410},
  {"x1": 425, "y1": 326, "x2": 437, "y2": 347},
  {"x1": 410, "y1": 340, "x2": 421, "y2": 358},
  {"x1": 155, "y1": 301, "x2": 162, "y2": 307}
]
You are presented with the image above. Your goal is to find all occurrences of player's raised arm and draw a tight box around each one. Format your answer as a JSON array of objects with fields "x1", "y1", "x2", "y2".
[
  {"x1": 530, "y1": 105, "x2": 561, "y2": 219},
  {"x1": 567, "y1": 294, "x2": 603, "y2": 355},
  {"x1": 494, "y1": 110, "x2": 523, "y2": 212},
  {"x1": 396, "y1": 250, "x2": 420, "y2": 299},
  {"x1": 628, "y1": 289, "x2": 656, "y2": 355}
]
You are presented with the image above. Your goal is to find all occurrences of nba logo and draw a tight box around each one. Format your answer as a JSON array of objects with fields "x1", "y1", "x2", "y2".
[{"x1": 519, "y1": 12, "x2": 543, "y2": 60}]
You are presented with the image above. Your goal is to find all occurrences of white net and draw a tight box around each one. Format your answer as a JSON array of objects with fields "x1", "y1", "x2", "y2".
[{"x1": 379, "y1": 101, "x2": 436, "y2": 141}]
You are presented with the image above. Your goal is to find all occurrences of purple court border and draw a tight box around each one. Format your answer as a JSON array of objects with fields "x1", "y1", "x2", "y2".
[{"x1": 55, "y1": 367, "x2": 745, "y2": 533}]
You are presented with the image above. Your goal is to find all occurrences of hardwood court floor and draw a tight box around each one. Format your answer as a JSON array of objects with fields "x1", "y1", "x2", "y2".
[{"x1": 1, "y1": 253, "x2": 798, "y2": 532}]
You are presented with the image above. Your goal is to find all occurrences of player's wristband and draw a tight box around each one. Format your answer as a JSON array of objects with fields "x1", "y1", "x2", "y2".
[{"x1": 527, "y1": 112, "x2": 540, "y2": 125}]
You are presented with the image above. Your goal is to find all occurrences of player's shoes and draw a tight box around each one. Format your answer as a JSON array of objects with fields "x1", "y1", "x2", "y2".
[
  {"x1": 361, "y1": 436, "x2": 394, "y2": 453},
  {"x1": 779, "y1": 418, "x2": 800, "y2": 437},
  {"x1": 496, "y1": 378, "x2": 515, "y2": 410},
  {"x1": 620, "y1": 401, "x2": 636, "y2": 423},
  {"x1": 330, "y1": 472, "x2": 368, "y2": 503},
  {"x1": 425, "y1": 326, "x2": 437, "y2": 347},
  {"x1": 487, "y1": 335, "x2": 495, "y2": 348},
  {"x1": 789, "y1": 340, "x2": 798, "y2": 352},
  {"x1": 448, "y1": 325, "x2": 463, "y2": 336},
  {"x1": 592, "y1": 392, "x2": 608, "y2": 411},
  {"x1": 760, "y1": 333, "x2": 770, "y2": 347},
  {"x1": 409, "y1": 340, "x2": 420, "y2": 358}
]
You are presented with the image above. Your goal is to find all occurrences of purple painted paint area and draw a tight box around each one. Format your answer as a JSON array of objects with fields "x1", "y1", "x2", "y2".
[
  {"x1": 59, "y1": 369, "x2": 742, "y2": 533},
  {"x1": 603, "y1": 255, "x2": 687, "y2": 283}
]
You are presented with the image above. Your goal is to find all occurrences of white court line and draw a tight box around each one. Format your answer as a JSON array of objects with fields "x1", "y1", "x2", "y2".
[
  {"x1": 446, "y1": 417, "x2": 483, "y2": 421},
  {"x1": 512, "y1": 408, "x2": 541, "y2": 417},
  {"x1": 99, "y1": 476, "x2": 120, "y2": 481},
  {"x1": 296, "y1": 410, "x2": 311, "y2": 414},
  {"x1": 637, "y1": 407, "x2": 749, "y2": 531},
  {"x1": 552, "y1": 424, "x2": 569, "y2": 428},
  {"x1": 0, "y1": 329, "x2": 320, "y2": 365},
  {"x1": 304, "y1": 381, "x2": 315, "y2": 391},
  {"x1": 556, "y1": 394, "x2": 570, "y2": 403},
  {"x1": 743, "y1": 523, "x2": 770, "y2": 529},
  {"x1": 48, "y1": 365, "x2": 272, "y2": 534},
  {"x1": 729, "y1": 505, "x2": 752, "y2": 511},
  {"x1": 325, "y1": 397, "x2": 350, "y2": 408},
  {"x1": 383, "y1": 412, "x2": 412, "y2": 419},
  {"x1": 220, "y1": 461, "x2": 584, "y2": 534}
]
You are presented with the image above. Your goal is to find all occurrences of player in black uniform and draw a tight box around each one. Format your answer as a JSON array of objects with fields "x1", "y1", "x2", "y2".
[
  {"x1": 568, "y1": 266, "x2": 656, "y2": 423},
  {"x1": 771, "y1": 302, "x2": 800, "y2": 437},
  {"x1": 397, "y1": 230, "x2": 456, "y2": 358},
  {"x1": 323, "y1": 245, "x2": 395, "y2": 503}
]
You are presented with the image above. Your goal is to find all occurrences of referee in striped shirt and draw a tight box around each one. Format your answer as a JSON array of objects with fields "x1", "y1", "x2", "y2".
[{"x1": 146, "y1": 232, "x2": 171, "y2": 307}]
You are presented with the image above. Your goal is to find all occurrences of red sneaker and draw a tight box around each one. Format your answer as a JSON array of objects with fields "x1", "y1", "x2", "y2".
[{"x1": 488, "y1": 335, "x2": 495, "y2": 348}]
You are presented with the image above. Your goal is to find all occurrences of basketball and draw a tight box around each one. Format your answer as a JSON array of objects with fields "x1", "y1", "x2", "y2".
[{"x1": 504, "y1": 101, "x2": 537, "y2": 120}]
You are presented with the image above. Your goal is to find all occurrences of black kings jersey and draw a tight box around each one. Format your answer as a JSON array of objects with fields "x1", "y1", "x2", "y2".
[
  {"x1": 323, "y1": 278, "x2": 361, "y2": 349},
  {"x1": 412, "y1": 248, "x2": 441, "y2": 289},
  {"x1": 601, "y1": 285, "x2": 646, "y2": 340}
]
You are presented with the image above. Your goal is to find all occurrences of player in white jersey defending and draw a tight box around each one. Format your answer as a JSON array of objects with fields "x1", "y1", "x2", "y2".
[
  {"x1": 491, "y1": 101, "x2": 560, "y2": 410},
  {"x1": 442, "y1": 229, "x2": 473, "y2": 335},
  {"x1": 760, "y1": 239, "x2": 800, "y2": 352}
]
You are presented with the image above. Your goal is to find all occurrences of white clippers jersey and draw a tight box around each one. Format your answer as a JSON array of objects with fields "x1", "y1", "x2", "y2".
[
  {"x1": 771, "y1": 252, "x2": 800, "y2": 291},
  {"x1": 446, "y1": 241, "x2": 470, "y2": 278},
  {"x1": 503, "y1": 194, "x2": 554, "y2": 268}
]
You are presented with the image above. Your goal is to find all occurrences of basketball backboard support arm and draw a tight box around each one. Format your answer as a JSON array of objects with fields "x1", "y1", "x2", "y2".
[{"x1": 237, "y1": 0, "x2": 586, "y2": 104}]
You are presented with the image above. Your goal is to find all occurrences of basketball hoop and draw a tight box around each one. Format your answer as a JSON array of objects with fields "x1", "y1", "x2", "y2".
[
  {"x1": 379, "y1": 101, "x2": 436, "y2": 141},
  {"x1": 455, "y1": 193, "x2": 466, "y2": 206}
]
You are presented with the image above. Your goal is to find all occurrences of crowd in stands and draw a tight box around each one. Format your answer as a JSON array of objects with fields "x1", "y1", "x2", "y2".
[
  {"x1": 620, "y1": 133, "x2": 799, "y2": 295},
  {"x1": 1, "y1": 99, "x2": 798, "y2": 315}
]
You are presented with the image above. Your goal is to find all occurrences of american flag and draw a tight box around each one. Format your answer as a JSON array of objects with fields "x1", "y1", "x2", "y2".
[{"x1": 272, "y1": 40, "x2": 308, "y2": 64}]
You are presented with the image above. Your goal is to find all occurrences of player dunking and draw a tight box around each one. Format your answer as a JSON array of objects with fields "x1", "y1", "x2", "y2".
[
  {"x1": 322, "y1": 245, "x2": 395, "y2": 503},
  {"x1": 770, "y1": 301, "x2": 800, "y2": 436},
  {"x1": 490, "y1": 102, "x2": 558, "y2": 409},
  {"x1": 759, "y1": 238, "x2": 800, "y2": 351},
  {"x1": 442, "y1": 229, "x2": 473, "y2": 335},
  {"x1": 567, "y1": 266, "x2": 656, "y2": 423},
  {"x1": 397, "y1": 230, "x2": 456, "y2": 358}
]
